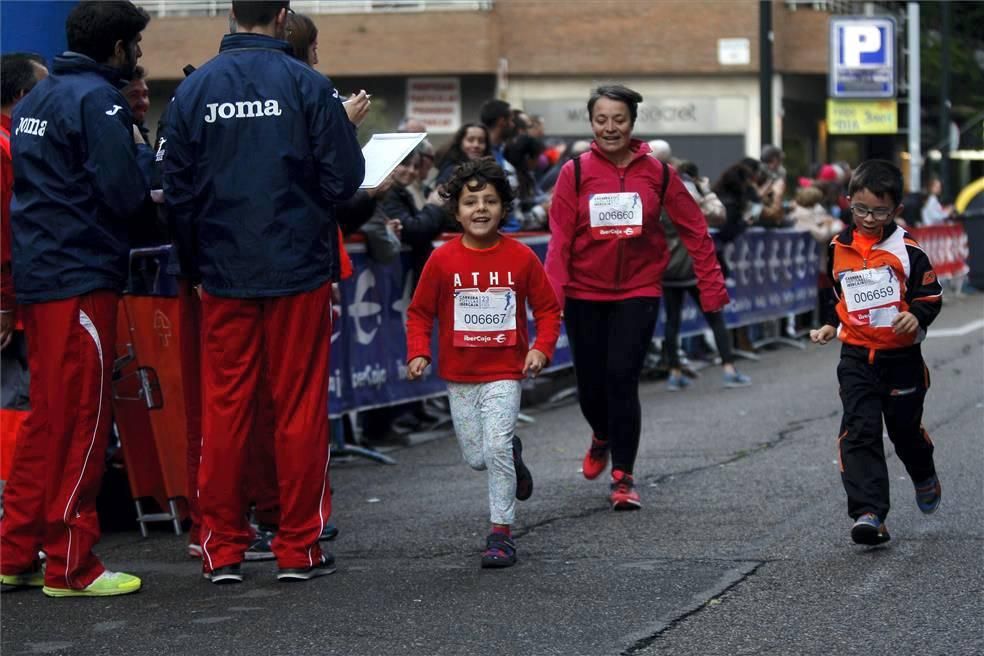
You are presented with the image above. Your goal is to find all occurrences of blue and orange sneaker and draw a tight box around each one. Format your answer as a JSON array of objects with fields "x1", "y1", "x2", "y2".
[
  {"x1": 914, "y1": 475, "x2": 942, "y2": 514},
  {"x1": 582, "y1": 435, "x2": 609, "y2": 480},
  {"x1": 480, "y1": 532, "x2": 516, "y2": 569},
  {"x1": 851, "y1": 513, "x2": 890, "y2": 545}
]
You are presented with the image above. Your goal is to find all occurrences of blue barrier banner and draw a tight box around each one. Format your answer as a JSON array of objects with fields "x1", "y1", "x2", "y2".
[{"x1": 315, "y1": 229, "x2": 817, "y2": 416}]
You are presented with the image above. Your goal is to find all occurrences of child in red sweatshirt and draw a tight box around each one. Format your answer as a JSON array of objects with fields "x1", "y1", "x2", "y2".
[{"x1": 406, "y1": 157, "x2": 561, "y2": 568}]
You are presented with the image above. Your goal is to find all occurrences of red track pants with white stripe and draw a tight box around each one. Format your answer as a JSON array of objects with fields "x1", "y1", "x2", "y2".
[
  {"x1": 198, "y1": 283, "x2": 332, "y2": 572},
  {"x1": 0, "y1": 291, "x2": 117, "y2": 589}
]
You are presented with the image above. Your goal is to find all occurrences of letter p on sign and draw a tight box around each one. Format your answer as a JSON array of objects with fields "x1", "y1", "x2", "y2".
[{"x1": 841, "y1": 24, "x2": 884, "y2": 66}]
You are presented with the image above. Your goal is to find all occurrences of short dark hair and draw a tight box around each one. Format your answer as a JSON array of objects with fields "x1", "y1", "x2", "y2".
[
  {"x1": 588, "y1": 85, "x2": 643, "y2": 126},
  {"x1": 130, "y1": 64, "x2": 146, "y2": 81},
  {"x1": 440, "y1": 157, "x2": 514, "y2": 219},
  {"x1": 1, "y1": 53, "x2": 46, "y2": 106},
  {"x1": 232, "y1": 1, "x2": 290, "y2": 29},
  {"x1": 479, "y1": 99, "x2": 511, "y2": 129},
  {"x1": 66, "y1": 1, "x2": 150, "y2": 64},
  {"x1": 761, "y1": 144, "x2": 783, "y2": 164},
  {"x1": 285, "y1": 11, "x2": 317, "y2": 63},
  {"x1": 848, "y1": 159, "x2": 904, "y2": 206}
]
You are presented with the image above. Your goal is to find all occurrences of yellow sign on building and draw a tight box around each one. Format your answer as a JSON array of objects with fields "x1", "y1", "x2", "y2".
[{"x1": 826, "y1": 100, "x2": 898, "y2": 135}]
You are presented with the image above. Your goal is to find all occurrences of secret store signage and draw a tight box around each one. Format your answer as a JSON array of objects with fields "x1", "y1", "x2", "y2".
[{"x1": 523, "y1": 97, "x2": 745, "y2": 136}]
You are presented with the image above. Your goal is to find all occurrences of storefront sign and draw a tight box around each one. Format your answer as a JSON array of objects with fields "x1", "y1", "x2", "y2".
[
  {"x1": 826, "y1": 99, "x2": 897, "y2": 134},
  {"x1": 405, "y1": 77, "x2": 461, "y2": 134},
  {"x1": 522, "y1": 97, "x2": 746, "y2": 136}
]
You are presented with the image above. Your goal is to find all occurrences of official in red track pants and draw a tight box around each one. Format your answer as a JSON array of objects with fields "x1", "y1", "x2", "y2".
[
  {"x1": 181, "y1": 283, "x2": 282, "y2": 549},
  {"x1": 198, "y1": 282, "x2": 332, "y2": 572},
  {"x1": 0, "y1": 291, "x2": 117, "y2": 589}
]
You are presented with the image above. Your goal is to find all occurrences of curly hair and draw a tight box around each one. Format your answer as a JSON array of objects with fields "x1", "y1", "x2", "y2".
[{"x1": 440, "y1": 157, "x2": 514, "y2": 219}]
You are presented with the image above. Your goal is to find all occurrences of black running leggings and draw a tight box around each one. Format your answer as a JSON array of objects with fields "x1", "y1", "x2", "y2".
[
  {"x1": 661, "y1": 285, "x2": 734, "y2": 369},
  {"x1": 564, "y1": 297, "x2": 660, "y2": 474}
]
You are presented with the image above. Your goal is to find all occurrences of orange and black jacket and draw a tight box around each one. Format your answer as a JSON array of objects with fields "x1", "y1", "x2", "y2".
[{"x1": 823, "y1": 221, "x2": 943, "y2": 351}]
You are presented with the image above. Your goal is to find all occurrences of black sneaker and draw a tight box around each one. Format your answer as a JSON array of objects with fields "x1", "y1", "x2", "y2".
[
  {"x1": 480, "y1": 532, "x2": 517, "y2": 569},
  {"x1": 319, "y1": 523, "x2": 339, "y2": 541},
  {"x1": 851, "y1": 513, "x2": 891, "y2": 545},
  {"x1": 277, "y1": 553, "x2": 336, "y2": 582},
  {"x1": 244, "y1": 528, "x2": 276, "y2": 561},
  {"x1": 205, "y1": 564, "x2": 243, "y2": 584},
  {"x1": 513, "y1": 435, "x2": 533, "y2": 501}
]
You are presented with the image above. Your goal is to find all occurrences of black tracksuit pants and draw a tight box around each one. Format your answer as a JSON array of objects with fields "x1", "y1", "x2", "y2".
[
  {"x1": 564, "y1": 297, "x2": 660, "y2": 475},
  {"x1": 836, "y1": 343, "x2": 936, "y2": 521}
]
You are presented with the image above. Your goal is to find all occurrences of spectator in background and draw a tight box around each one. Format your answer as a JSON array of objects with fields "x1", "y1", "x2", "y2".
[
  {"x1": 789, "y1": 185, "x2": 842, "y2": 285},
  {"x1": 540, "y1": 139, "x2": 590, "y2": 192},
  {"x1": 743, "y1": 156, "x2": 786, "y2": 227},
  {"x1": 380, "y1": 148, "x2": 449, "y2": 282},
  {"x1": 921, "y1": 177, "x2": 952, "y2": 226},
  {"x1": 1, "y1": 52, "x2": 47, "y2": 351},
  {"x1": 761, "y1": 144, "x2": 786, "y2": 182},
  {"x1": 528, "y1": 114, "x2": 546, "y2": 139},
  {"x1": 647, "y1": 139, "x2": 672, "y2": 163},
  {"x1": 398, "y1": 116, "x2": 427, "y2": 134},
  {"x1": 435, "y1": 122, "x2": 492, "y2": 185},
  {"x1": 480, "y1": 99, "x2": 521, "y2": 230},
  {"x1": 662, "y1": 160, "x2": 750, "y2": 390},
  {"x1": 512, "y1": 108, "x2": 531, "y2": 136},
  {"x1": 122, "y1": 64, "x2": 150, "y2": 144},
  {"x1": 712, "y1": 161, "x2": 760, "y2": 246},
  {"x1": 2, "y1": 0, "x2": 152, "y2": 598},
  {"x1": 504, "y1": 134, "x2": 550, "y2": 230}
]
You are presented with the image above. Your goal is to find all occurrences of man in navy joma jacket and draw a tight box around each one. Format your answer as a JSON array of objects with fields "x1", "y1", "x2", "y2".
[
  {"x1": 0, "y1": 0, "x2": 153, "y2": 598},
  {"x1": 163, "y1": 0, "x2": 365, "y2": 584}
]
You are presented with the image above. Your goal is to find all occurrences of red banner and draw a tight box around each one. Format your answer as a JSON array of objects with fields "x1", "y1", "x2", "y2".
[{"x1": 908, "y1": 223, "x2": 969, "y2": 279}]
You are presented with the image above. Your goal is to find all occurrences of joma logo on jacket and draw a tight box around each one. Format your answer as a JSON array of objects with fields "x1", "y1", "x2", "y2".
[{"x1": 204, "y1": 100, "x2": 282, "y2": 123}]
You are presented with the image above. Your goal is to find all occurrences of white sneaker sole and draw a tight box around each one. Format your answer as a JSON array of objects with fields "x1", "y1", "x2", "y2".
[{"x1": 276, "y1": 565, "x2": 336, "y2": 581}]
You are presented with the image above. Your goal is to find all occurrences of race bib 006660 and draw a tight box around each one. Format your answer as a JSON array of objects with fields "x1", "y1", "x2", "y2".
[{"x1": 589, "y1": 192, "x2": 643, "y2": 240}]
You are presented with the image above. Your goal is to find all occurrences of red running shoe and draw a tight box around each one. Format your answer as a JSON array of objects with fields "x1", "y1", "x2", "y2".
[
  {"x1": 609, "y1": 469, "x2": 641, "y2": 510},
  {"x1": 582, "y1": 435, "x2": 609, "y2": 480}
]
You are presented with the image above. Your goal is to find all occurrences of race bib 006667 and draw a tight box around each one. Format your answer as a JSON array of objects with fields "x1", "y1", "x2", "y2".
[{"x1": 453, "y1": 287, "x2": 517, "y2": 347}]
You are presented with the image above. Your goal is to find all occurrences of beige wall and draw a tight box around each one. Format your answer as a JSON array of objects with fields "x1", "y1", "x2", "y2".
[{"x1": 138, "y1": 0, "x2": 830, "y2": 80}]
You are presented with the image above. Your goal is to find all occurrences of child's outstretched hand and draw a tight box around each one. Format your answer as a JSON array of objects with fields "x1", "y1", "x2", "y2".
[
  {"x1": 407, "y1": 357, "x2": 430, "y2": 380},
  {"x1": 810, "y1": 325, "x2": 836, "y2": 345},
  {"x1": 891, "y1": 311, "x2": 919, "y2": 335},
  {"x1": 523, "y1": 349, "x2": 547, "y2": 378}
]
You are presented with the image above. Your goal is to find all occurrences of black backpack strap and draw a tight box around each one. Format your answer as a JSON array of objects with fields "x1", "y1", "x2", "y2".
[
  {"x1": 573, "y1": 154, "x2": 582, "y2": 195},
  {"x1": 659, "y1": 159, "x2": 669, "y2": 202}
]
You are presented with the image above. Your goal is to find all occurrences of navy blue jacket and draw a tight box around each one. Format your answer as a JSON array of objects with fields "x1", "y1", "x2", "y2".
[
  {"x1": 10, "y1": 53, "x2": 154, "y2": 304},
  {"x1": 163, "y1": 33, "x2": 365, "y2": 297}
]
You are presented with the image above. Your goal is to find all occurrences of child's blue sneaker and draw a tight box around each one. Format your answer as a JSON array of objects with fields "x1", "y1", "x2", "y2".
[
  {"x1": 666, "y1": 374, "x2": 691, "y2": 392},
  {"x1": 914, "y1": 475, "x2": 942, "y2": 514},
  {"x1": 481, "y1": 532, "x2": 516, "y2": 568},
  {"x1": 851, "y1": 513, "x2": 891, "y2": 545},
  {"x1": 723, "y1": 370, "x2": 752, "y2": 388}
]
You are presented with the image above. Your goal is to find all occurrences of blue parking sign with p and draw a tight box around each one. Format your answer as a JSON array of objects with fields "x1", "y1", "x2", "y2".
[{"x1": 830, "y1": 17, "x2": 896, "y2": 98}]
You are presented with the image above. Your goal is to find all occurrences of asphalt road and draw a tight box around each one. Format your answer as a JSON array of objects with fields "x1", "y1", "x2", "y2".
[{"x1": 2, "y1": 293, "x2": 982, "y2": 656}]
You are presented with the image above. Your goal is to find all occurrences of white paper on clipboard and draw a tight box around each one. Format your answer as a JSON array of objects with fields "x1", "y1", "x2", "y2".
[{"x1": 359, "y1": 132, "x2": 427, "y2": 189}]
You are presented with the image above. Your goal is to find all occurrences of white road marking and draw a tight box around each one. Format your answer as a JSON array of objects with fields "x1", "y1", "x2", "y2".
[{"x1": 929, "y1": 318, "x2": 984, "y2": 338}]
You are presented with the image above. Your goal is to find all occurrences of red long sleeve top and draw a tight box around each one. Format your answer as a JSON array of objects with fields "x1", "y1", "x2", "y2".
[{"x1": 406, "y1": 235, "x2": 561, "y2": 383}]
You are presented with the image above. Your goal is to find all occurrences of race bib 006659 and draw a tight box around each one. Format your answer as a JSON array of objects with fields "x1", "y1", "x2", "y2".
[{"x1": 841, "y1": 266, "x2": 901, "y2": 327}]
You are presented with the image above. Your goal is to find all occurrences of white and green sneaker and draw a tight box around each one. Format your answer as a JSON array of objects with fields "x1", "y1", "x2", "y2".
[
  {"x1": 1, "y1": 568, "x2": 45, "y2": 590},
  {"x1": 42, "y1": 570, "x2": 142, "y2": 598}
]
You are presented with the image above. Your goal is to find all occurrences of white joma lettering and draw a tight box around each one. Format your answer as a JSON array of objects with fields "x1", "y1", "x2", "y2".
[
  {"x1": 14, "y1": 116, "x2": 47, "y2": 137},
  {"x1": 204, "y1": 99, "x2": 283, "y2": 123}
]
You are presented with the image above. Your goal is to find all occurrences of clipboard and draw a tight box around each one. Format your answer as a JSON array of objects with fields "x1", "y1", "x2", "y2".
[{"x1": 359, "y1": 132, "x2": 427, "y2": 189}]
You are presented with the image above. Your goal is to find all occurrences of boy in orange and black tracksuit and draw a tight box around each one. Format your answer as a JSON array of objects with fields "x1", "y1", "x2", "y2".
[{"x1": 811, "y1": 159, "x2": 943, "y2": 546}]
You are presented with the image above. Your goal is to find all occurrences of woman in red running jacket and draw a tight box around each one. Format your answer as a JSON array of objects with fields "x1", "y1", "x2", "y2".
[{"x1": 544, "y1": 85, "x2": 728, "y2": 510}]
